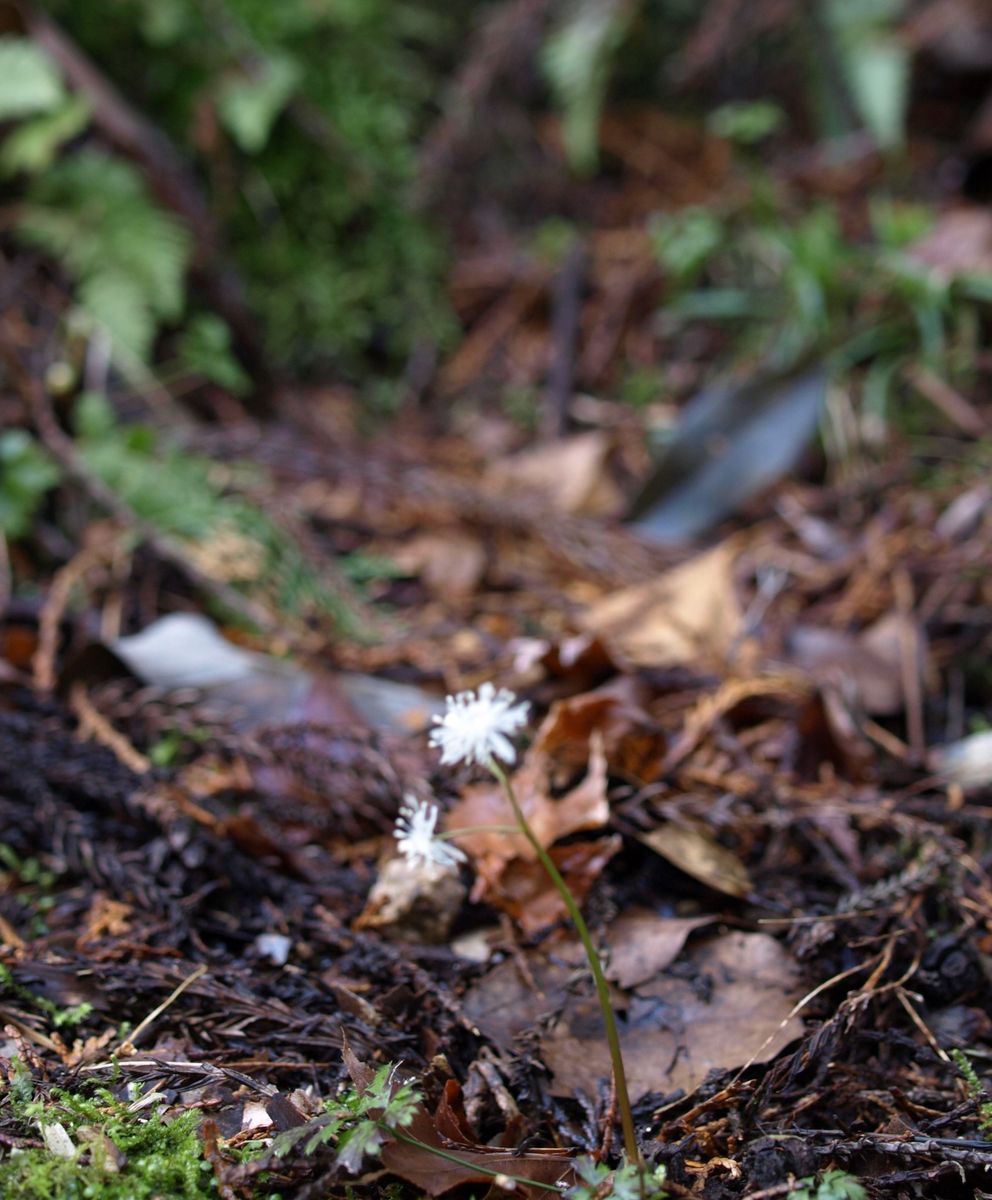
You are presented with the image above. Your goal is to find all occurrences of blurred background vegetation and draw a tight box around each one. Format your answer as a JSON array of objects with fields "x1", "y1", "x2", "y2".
[
  {"x1": 4, "y1": 0, "x2": 992, "y2": 608},
  {"x1": 5, "y1": 0, "x2": 984, "y2": 383}
]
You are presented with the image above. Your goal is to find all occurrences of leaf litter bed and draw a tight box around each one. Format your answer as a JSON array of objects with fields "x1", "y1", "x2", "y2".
[{"x1": 4, "y1": 402, "x2": 992, "y2": 1199}]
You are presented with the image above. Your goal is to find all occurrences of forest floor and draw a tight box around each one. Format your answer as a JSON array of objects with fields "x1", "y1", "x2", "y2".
[{"x1": 5, "y1": 25, "x2": 992, "y2": 1200}]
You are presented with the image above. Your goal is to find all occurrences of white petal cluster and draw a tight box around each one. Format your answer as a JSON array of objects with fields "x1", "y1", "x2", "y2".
[
  {"x1": 429, "y1": 682, "x2": 530, "y2": 767},
  {"x1": 393, "y1": 796, "x2": 466, "y2": 870}
]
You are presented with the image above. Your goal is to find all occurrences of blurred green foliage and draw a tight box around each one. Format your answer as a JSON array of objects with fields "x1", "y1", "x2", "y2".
[
  {"x1": 74, "y1": 392, "x2": 360, "y2": 632},
  {"x1": 0, "y1": 431, "x2": 61, "y2": 540},
  {"x1": 25, "y1": 0, "x2": 465, "y2": 374},
  {"x1": 651, "y1": 190, "x2": 991, "y2": 433}
]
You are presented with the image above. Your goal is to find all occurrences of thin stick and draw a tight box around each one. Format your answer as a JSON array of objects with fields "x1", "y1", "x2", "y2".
[{"x1": 119, "y1": 964, "x2": 207, "y2": 1052}]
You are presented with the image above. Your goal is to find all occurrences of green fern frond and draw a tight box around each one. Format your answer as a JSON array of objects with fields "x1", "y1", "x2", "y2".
[
  {"x1": 17, "y1": 151, "x2": 192, "y2": 363},
  {"x1": 0, "y1": 37, "x2": 65, "y2": 120}
]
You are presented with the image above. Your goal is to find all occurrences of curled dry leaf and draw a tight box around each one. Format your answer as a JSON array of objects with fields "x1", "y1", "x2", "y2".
[
  {"x1": 531, "y1": 675, "x2": 665, "y2": 785},
  {"x1": 490, "y1": 835, "x2": 622, "y2": 935},
  {"x1": 507, "y1": 631, "x2": 616, "y2": 693}
]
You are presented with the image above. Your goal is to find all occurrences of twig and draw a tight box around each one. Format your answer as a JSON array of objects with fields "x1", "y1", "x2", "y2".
[
  {"x1": 118, "y1": 964, "x2": 208, "y2": 1052},
  {"x1": 70, "y1": 681, "x2": 151, "y2": 775},
  {"x1": 543, "y1": 238, "x2": 586, "y2": 440},
  {"x1": 34, "y1": 525, "x2": 121, "y2": 691}
]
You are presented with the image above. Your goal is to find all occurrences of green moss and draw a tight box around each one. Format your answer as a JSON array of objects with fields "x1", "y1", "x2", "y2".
[{"x1": 0, "y1": 1083, "x2": 216, "y2": 1199}]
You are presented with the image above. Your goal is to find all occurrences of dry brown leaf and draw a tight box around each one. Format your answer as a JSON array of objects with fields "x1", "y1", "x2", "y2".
[
  {"x1": 392, "y1": 530, "x2": 487, "y2": 600},
  {"x1": 492, "y1": 836, "x2": 622, "y2": 934},
  {"x1": 660, "y1": 675, "x2": 808, "y2": 776},
  {"x1": 446, "y1": 734, "x2": 609, "y2": 901},
  {"x1": 789, "y1": 611, "x2": 924, "y2": 716},
  {"x1": 582, "y1": 541, "x2": 743, "y2": 667},
  {"x1": 542, "y1": 932, "x2": 804, "y2": 1102},
  {"x1": 508, "y1": 632, "x2": 617, "y2": 692},
  {"x1": 638, "y1": 822, "x2": 752, "y2": 898},
  {"x1": 464, "y1": 932, "x2": 804, "y2": 1104},
  {"x1": 531, "y1": 675, "x2": 665, "y2": 784},
  {"x1": 605, "y1": 909, "x2": 715, "y2": 989},
  {"x1": 485, "y1": 431, "x2": 624, "y2": 517}
]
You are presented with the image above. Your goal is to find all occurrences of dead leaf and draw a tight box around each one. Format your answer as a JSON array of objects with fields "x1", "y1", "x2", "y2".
[
  {"x1": 392, "y1": 530, "x2": 487, "y2": 600},
  {"x1": 508, "y1": 632, "x2": 616, "y2": 692},
  {"x1": 464, "y1": 932, "x2": 803, "y2": 1104},
  {"x1": 789, "y1": 611, "x2": 924, "y2": 716},
  {"x1": 660, "y1": 675, "x2": 807, "y2": 776},
  {"x1": 638, "y1": 822, "x2": 752, "y2": 898},
  {"x1": 485, "y1": 431, "x2": 624, "y2": 517},
  {"x1": 582, "y1": 541, "x2": 743, "y2": 667},
  {"x1": 492, "y1": 836, "x2": 622, "y2": 934},
  {"x1": 605, "y1": 909, "x2": 714, "y2": 989},
  {"x1": 530, "y1": 676, "x2": 665, "y2": 785},
  {"x1": 446, "y1": 734, "x2": 609, "y2": 902},
  {"x1": 542, "y1": 932, "x2": 804, "y2": 1102}
]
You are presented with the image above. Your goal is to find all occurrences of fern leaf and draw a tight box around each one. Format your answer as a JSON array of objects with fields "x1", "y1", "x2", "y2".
[
  {"x1": 0, "y1": 37, "x2": 65, "y2": 120},
  {"x1": 17, "y1": 150, "x2": 192, "y2": 363},
  {"x1": 0, "y1": 96, "x2": 91, "y2": 177}
]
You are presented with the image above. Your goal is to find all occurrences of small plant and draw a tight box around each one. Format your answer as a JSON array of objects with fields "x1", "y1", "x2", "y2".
[
  {"x1": 951, "y1": 1048, "x2": 992, "y2": 1137},
  {"x1": 0, "y1": 963, "x2": 93, "y2": 1031},
  {"x1": 274, "y1": 1062, "x2": 422, "y2": 1172},
  {"x1": 567, "y1": 1155, "x2": 667, "y2": 1200},
  {"x1": 790, "y1": 1169, "x2": 866, "y2": 1200},
  {"x1": 408, "y1": 682, "x2": 645, "y2": 1186},
  {"x1": 0, "y1": 430, "x2": 61, "y2": 540},
  {"x1": 72, "y1": 393, "x2": 362, "y2": 634}
]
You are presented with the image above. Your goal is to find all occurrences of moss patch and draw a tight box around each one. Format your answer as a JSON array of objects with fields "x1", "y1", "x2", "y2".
[{"x1": 0, "y1": 1082, "x2": 217, "y2": 1199}]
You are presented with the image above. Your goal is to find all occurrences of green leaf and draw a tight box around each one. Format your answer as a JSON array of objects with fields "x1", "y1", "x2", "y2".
[
  {"x1": 0, "y1": 37, "x2": 65, "y2": 119},
  {"x1": 650, "y1": 207, "x2": 726, "y2": 285},
  {"x1": 79, "y1": 272, "x2": 156, "y2": 362},
  {"x1": 335, "y1": 1119, "x2": 383, "y2": 1174},
  {"x1": 218, "y1": 55, "x2": 300, "y2": 154},
  {"x1": 542, "y1": 0, "x2": 636, "y2": 175},
  {"x1": 845, "y1": 36, "x2": 908, "y2": 149},
  {"x1": 176, "y1": 314, "x2": 251, "y2": 394},
  {"x1": 0, "y1": 96, "x2": 91, "y2": 177},
  {"x1": 824, "y1": 0, "x2": 909, "y2": 148}
]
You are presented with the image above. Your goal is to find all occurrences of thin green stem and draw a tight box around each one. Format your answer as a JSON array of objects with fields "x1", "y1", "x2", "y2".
[
  {"x1": 489, "y1": 760, "x2": 642, "y2": 1175},
  {"x1": 388, "y1": 1126, "x2": 567, "y2": 1193}
]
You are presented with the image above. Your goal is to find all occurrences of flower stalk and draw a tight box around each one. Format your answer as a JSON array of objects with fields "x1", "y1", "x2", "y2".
[
  {"x1": 489, "y1": 760, "x2": 642, "y2": 1174},
  {"x1": 403, "y1": 681, "x2": 646, "y2": 1189}
]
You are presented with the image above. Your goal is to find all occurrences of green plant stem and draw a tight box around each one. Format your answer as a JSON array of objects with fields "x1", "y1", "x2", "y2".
[
  {"x1": 489, "y1": 760, "x2": 642, "y2": 1175},
  {"x1": 388, "y1": 1127, "x2": 565, "y2": 1193}
]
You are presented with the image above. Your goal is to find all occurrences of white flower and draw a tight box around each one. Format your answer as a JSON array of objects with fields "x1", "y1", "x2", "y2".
[
  {"x1": 429, "y1": 682, "x2": 530, "y2": 767},
  {"x1": 394, "y1": 796, "x2": 466, "y2": 870}
]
